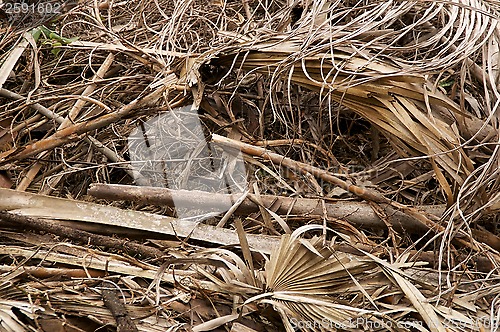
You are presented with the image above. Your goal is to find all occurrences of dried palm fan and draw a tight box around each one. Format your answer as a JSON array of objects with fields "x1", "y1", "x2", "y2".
[
  {"x1": 235, "y1": 226, "x2": 449, "y2": 332},
  {"x1": 176, "y1": 226, "x2": 488, "y2": 331},
  {"x1": 238, "y1": 226, "x2": 376, "y2": 331},
  {"x1": 187, "y1": 226, "x2": 380, "y2": 330}
]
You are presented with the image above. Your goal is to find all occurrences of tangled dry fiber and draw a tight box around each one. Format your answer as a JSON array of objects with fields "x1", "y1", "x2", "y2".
[{"x1": 1, "y1": 0, "x2": 500, "y2": 331}]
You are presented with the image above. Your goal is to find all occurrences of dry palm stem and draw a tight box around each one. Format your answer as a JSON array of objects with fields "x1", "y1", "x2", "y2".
[
  {"x1": 211, "y1": 134, "x2": 497, "y2": 254},
  {"x1": 88, "y1": 184, "x2": 500, "y2": 250},
  {"x1": 88, "y1": 183, "x2": 446, "y2": 233},
  {"x1": 100, "y1": 281, "x2": 139, "y2": 332},
  {"x1": 0, "y1": 265, "x2": 105, "y2": 278}
]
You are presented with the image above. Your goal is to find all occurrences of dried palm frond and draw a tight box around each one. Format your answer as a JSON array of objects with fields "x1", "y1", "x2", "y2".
[
  {"x1": 243, "y1": 226, "x2": 379, "y2": 331},
  {"x1": 0, "y1": 300, "x2": 42, "y2": 332},
  {"x1": 201, "y1": 0, "x2": 499, "y2": 210},
  {"x1": 1, "y1": 0, "x2": 500, "y2": 331},
  {"x1": 228, "y1": 226, "x2": 490, "y2": 332},
  {"x1": 212, "y1": 42, "x2": 478, "y2": 203}
]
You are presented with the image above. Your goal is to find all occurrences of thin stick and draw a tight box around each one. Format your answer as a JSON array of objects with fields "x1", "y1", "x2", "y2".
[
  {"x1": 211, "y1": 134, "x2": 496, "y2": 254},
  {"x1": 0, "y1": 85, "x2": 166, "y2": 165}
]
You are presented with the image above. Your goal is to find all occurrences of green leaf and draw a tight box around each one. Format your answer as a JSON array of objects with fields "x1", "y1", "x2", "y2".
[{"x1": 438, "y1": 78, "x2": 454, "y2": 88}]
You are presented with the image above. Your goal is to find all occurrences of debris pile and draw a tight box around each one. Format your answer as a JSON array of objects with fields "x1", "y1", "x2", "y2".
[{"x1": 0, "y1": 0, "x2": 499, "y2": 330}]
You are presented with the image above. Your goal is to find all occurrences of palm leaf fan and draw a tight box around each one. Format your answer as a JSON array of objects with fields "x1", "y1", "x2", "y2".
[{"x1": 248, "y1": 226, "x2": 380, "y2": 331}]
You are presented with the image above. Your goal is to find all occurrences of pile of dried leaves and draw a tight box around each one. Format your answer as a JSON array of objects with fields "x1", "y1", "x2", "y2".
[{"x1": 0, "y1": 0, "x2": 499, "y2": 331}]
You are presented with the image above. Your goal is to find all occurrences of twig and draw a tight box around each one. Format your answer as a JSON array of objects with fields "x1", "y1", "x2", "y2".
[
  {"x1": 0, "y1": 84, "x2": 167, "y2": 165},
  {"x1": 100, "y1": 281, "x2": 139, "y2": 332},
  {"x1": 87, "y1": 183, "x2": 443, "y2": 231},
  {"x1": 17, "y1": 53, "x2": 117, "y2": 191},
  {"x1": 88, "y1": 183, "x2": 442, "y2": 232},
  {"x1": 210, "y1": 134, "x2": 500, "y2": 254},
  {"x1": 0, "y1": 264, "x2": 105, "y2": 278},
  {"x1": 0, "y1": 86, "x2": 147, "y2": 187}
]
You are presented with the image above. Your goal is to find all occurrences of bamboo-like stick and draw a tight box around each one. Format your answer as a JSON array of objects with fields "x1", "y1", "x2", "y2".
[{"x1": 87, "y1": 183, "x2": 445, "y2": 233}]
